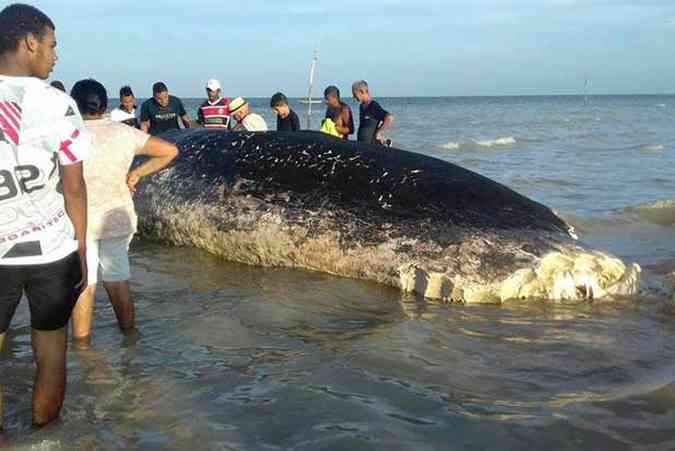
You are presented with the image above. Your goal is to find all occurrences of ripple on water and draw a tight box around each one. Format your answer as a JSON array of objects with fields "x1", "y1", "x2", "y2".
[{"x1": 1, "y1": 242, "x2": 675, "y2": 450}]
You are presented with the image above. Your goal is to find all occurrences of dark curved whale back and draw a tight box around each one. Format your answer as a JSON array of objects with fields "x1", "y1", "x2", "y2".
[{"x1": 159, "y1": 129, "x2": 569, "y2": 234}]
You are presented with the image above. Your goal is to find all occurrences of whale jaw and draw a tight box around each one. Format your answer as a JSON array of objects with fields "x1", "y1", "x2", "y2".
[{"x1": 399, "y1": 250, "x2": 641, "y2": 304}]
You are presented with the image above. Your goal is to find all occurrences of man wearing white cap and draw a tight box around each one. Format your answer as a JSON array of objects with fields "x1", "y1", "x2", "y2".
[
  {"x1": 197, "y1": 79, "x2": 230, "y2": 129},
  {"x1": 229, "y1": 97, "x2": 268, "y2": 132}
]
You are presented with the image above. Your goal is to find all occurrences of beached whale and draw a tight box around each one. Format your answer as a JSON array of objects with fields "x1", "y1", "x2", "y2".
[{"x1": 136, "y1": 129, "x2": 640, "y2": 303}]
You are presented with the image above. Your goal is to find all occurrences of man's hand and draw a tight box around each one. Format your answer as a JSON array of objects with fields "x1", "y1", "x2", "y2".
[
  {"x1": 375, "y1": 130, "x2": 385, "y2": 145},
  {"x1": 127, "y1": 170, "x2": 141, "y2": 194},
  {"x1": 77, "y1": 245, "x2": 88, "y2": 290}
]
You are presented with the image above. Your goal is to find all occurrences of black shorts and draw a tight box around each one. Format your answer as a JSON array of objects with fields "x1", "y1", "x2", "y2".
[{"x1": 0, "y1": 252, "x2": 82, "y2": 333}]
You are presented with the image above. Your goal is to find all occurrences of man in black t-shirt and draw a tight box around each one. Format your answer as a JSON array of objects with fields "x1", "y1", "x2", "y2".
[
  {"x1": 140, "y1": 82, "x2": 191, "y2": 136},
  {"x1": 270, "y1": 92, "x2": 300, "y2": 132},
  {"x1": 352, "y1": 80, "x2": 394, "y2": 145}
]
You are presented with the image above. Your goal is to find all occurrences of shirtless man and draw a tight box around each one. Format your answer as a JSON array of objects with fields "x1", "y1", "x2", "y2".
[{"x1": 323, "y1": 85, "x2": 354, "y2": 139}]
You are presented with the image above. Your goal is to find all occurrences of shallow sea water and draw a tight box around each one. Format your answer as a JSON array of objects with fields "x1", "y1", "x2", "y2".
[{"x1": 3, "y1": 96, "x2": 675, "y2": 450}]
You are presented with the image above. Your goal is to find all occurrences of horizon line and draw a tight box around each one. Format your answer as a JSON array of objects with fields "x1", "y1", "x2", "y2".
[{"x1": 129, "y1": 93, "x2": 675, "y2": 99}]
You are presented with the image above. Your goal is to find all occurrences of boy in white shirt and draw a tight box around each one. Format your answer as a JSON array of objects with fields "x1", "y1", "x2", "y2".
[
  {"x1": 0, "y1": 4, "x2": 90, "y2": 428},
  {"x1": 109, "y1": 85, "x2": 138, "y2": 128}
]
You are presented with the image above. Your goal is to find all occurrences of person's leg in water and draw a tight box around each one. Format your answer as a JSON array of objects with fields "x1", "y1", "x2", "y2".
[
  {"x1": 0, "y1": 267, "x2": 25, "y2": 431},
  {"x1": 101, "y1": 236, "x2": 135, "y2": 333},
  {"x1": 71, "y1": 242, "x2": 99, "y2": 340},
  {"x1": 103, "y1": 281, "x2": 134, "y2": 332},
  {"x1": 26, "y1": 254, "x2": 81, "y2": 427},
  {"x1": 31, "y1": 328, "x2": 67, "y2": 426},
  {"x1": 72, "y1": 236, "x2": 135, "y2": 336},
  {"x1": 0, "y1": 332, "x2": 4, "y2": 430},
  {"x1": 71, "y1": 286, "x2": 96, "y2": 340}
]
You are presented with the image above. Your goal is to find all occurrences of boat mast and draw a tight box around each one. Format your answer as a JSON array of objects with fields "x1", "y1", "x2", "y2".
[{"x1": 306, "y1": 49, "x2": 318, "y2": 129}]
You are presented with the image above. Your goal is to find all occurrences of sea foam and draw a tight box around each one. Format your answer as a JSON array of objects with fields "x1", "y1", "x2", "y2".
[
  {"x1": 439, "y1": 136, "x2": 517, "y2": 150},
  {"x1": 474, "y1": 136, "x2": 517, "y2": 147},
  {"x1": 639, "y1": 144, "x2": 665, "y2": 152}
]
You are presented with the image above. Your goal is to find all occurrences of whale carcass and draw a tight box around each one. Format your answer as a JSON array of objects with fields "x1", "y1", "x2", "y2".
[{"x1": 136, "y1": 129, "x2": 640, "y2": 303}]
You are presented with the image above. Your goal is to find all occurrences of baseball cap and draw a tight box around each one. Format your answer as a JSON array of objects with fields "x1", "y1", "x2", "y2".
[{"x1": 206, "y1": 79, "x2": 221, "y2": 91}]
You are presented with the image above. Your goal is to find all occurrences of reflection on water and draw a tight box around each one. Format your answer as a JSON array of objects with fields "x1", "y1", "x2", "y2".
[{"x1": 1, "y1": 241, "x2": 674, "y2": 450}]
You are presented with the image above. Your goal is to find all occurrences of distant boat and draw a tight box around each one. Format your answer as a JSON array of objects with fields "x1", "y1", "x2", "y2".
[{"x1": 299, "y1": 97, "x2": 323, "y2": 105}]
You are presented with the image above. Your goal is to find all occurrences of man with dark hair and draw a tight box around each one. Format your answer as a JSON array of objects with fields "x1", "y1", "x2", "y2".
[
  {"x1": 110, "y1": 85, "x2": 138, "y2": 128},
  {"x1": 270, "y1": 92, "x2": 300, "y2": 132},
  {"x1": 49, "y1": 80, "x2": 65, "y2": 92},
  {"x1": 140, "y1": 82, "x2": 190, "y2": 135},
  {"x1": 0, "y1": 3, "x2": 90, "y2": 428},
  {"x1": 70, "y1": 78, "x2": 177, "y2": 341},
  {"x1": 197, "y1": 79, "x2": 230, "y2": 129},
  {"x1": 323, "y1": 85, "x2": 354, "y2": 139}
]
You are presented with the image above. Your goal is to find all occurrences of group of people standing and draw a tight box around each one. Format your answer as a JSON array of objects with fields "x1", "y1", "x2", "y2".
[
  {"x1": 272, "y1": 82, "x2": 395, "y2": 146},
  {"x1": 0, "y1": 4, "x2": 178, "y2": 430},
  {"x1": 95, "y1": 77, "x2": 395, "y2": 146},
  {"x1": 0, "y1": 1, "x2": 397, "y2": 435}
]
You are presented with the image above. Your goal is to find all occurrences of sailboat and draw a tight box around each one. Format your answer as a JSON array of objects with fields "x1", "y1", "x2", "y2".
[{"x1": 301, "y1": 50, "x2": 321, "y2": 129}]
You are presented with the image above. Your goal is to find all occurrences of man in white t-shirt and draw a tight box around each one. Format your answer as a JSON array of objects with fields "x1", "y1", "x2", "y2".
[
  {"x1": 0, "y1": 4, "x2": 90, "y2": 428},
  {"x1": 69, "y1": 79, "x2": 177, "y2": 340},
  {"x1": 109, "y1": 85, "x2": 138, "y2": 128},
  {"x1": 229, "y1": 97, "x2": 268, "y2": 132}
]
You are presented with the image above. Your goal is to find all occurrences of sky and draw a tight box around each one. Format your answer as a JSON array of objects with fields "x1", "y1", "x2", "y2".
[{"x1": 21, "y1": 0, "x2": 675, "y2": 97}]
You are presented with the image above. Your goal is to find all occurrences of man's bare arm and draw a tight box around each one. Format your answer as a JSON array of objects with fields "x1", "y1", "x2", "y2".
[
  {"x1": 181, "y1": 115, "x2": 191, "y2": 128},
  {"x1": 61, "y1": 162, "x2": 87, "y2": 285},
  {"x1": 140, "y1": 120, "x2": 150, "y2": 133},
  {"x1": 127, "y1": 137, "x2": 178, "y2": 193}
]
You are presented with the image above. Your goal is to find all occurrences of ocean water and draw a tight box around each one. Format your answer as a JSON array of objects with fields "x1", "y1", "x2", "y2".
[{"x1": 3, "y1": 96, "x2": 675, "y2": 450}]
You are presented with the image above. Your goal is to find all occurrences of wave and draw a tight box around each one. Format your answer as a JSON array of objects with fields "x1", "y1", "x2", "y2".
[
  {"x1": 639, "y1": 144, "x2": 665, "y2": 152},
  {"x1": 625, "y1": 199, "x2": 675, "y2": 227},
  {"x1": 566, "y1": 199, "x2": 675, "y2": 232},
  {"x1": 439, "y1": 136, "x2": 517, "y2": 150},
  {"x1": 508, "y1": 176, "x2": 578, "y2": 190},
  {"x1": 439, "y1": 141, "x2": 460, "y2": 150},
  {"x1": 475, "y1": 136, "x2": 517, "y2": 147}
]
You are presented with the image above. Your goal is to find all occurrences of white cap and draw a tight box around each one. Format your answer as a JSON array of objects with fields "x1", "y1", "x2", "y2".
[{"x1": 206, "y1": 79, "x2": 221, "y2": 91}]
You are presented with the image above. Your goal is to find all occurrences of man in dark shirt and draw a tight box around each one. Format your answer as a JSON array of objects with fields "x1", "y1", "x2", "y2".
[
  {"x1": 140, "y1": 82, "x2": 190, "y2": 136},
  {"x1": 49, "y1": 80, "x2": 65, "y2": 92},
  {"x1": 323, "y1": 85, "x2": 354, "y2": 139},
  {"x1": 352, "y1": 80, "x2": 394, "y2": 145},
  {"x1": 270, "y1": 92, "x2": 300, "y2": 132}
]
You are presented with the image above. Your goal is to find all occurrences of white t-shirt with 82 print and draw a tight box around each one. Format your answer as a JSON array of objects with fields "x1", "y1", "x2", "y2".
[{"x1": 0, "y1": 76, "x2": 90, "y2": 265}]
